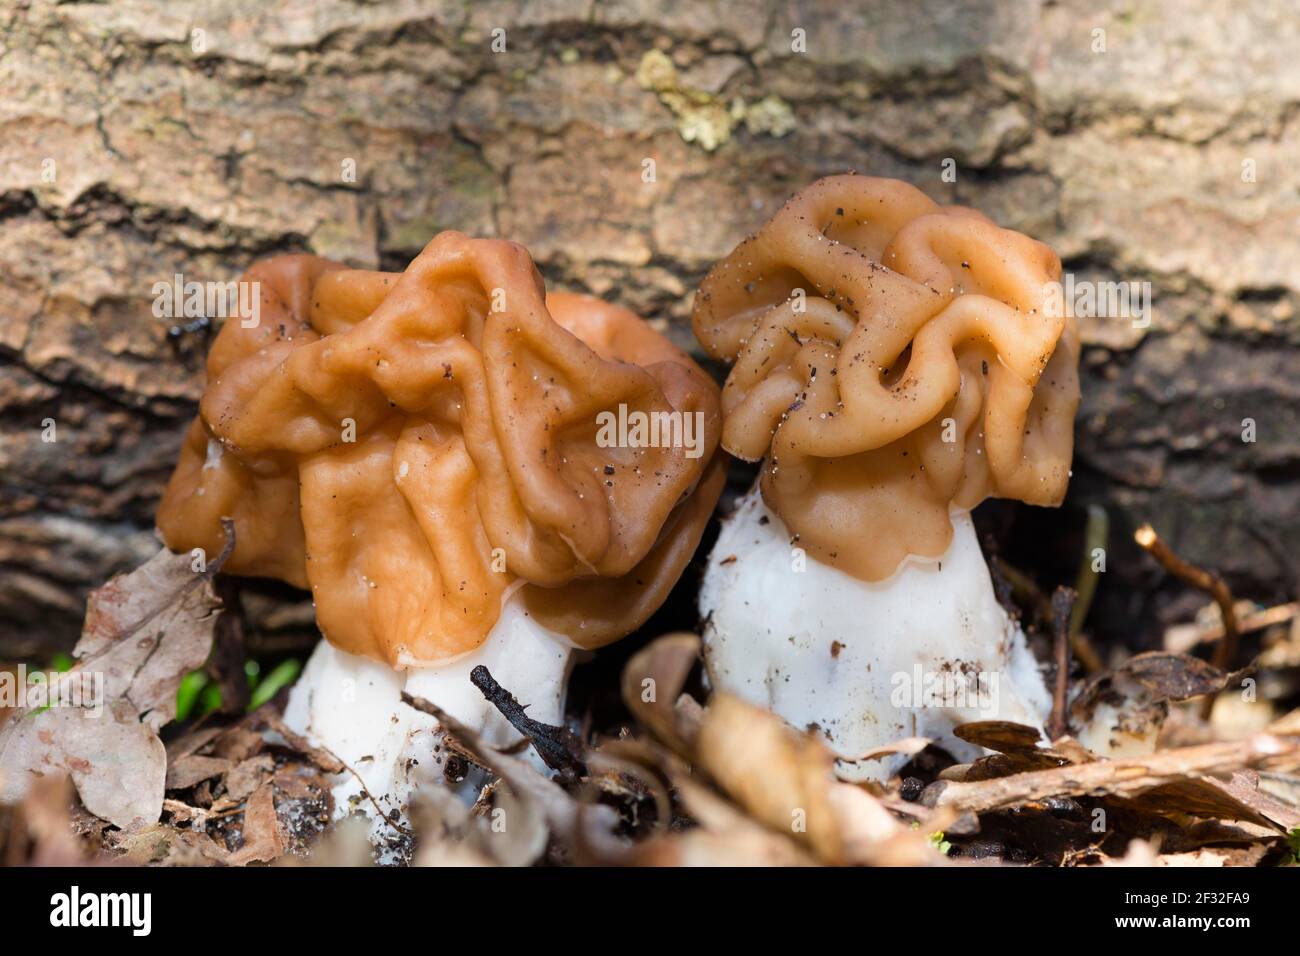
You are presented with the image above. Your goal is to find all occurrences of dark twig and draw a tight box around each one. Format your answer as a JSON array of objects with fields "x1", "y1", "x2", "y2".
[
  {"x1": 1047, "y1": 586, "x2": 1077, "y2": 741},
  {"x1": 1135, "y1": 524, "x2": 1240, "y2": 719},
  {"x1": 469, "y1": 665, "x2": 587, "y2": 778},
  {"x1": 402, "y1": 666, "x2": 587, "y2": 779}
]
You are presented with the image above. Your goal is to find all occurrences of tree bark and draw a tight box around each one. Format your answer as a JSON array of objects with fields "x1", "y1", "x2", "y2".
[{"x1": 2, "y1": 0, "x2": 1297, "y2": 657}]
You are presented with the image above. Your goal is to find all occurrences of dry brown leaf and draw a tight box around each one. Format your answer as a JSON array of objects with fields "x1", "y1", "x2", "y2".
[
  {"x1": 207, "y1": 724, "x2": 266, "y2": 764},
  {"x1": 1070, "y1": 652, "x2": 1245, "y2": 747},
  {"x1": 954, "y1": 721, "x2": 1045, "y2": 752},
  {"x1": 113, "y1": 822, "x2": 229, "y2": 866},
  {"x1": 404, "y1": 776, "x2": 522, "y2": 867},
  {"x1": 1257, "y1": 769, "x2": 1300, "y2": 807},
  {"x1": 585, "y1": 742, "x2": 674, "y2": 836},
  {"x1": 2, "y1": 774, "x2": 87, "y2": 866},
  {"x1": 635, "y1": 824, "x2": 815, "y2": 866},
  {"x1": 297, "y1": 816, "x2": 375, "y2": 867},
  {"x1": 229, "y1": 781, "x2": 284, "y2": 865},
  {"x1": 224, "y1": 754, "x2": 276, "y2": 802},
  {"x1": 635, "y1": 772, "x2": 817, "y2": 867},
  {"x1": 1206, "y1": 771, "x2": 1300, "y2": 829},
  {"x1": 75, "y1": 540, "x2": 231, "y2": 730},
  {"x1": 164, "y1": 725, "x2": 223, "y2": 764},
  {"x1": 1121, "y1": 778, "x2": 1281, "y2": 828},
  {"x1": 1, "y1": 700, "x2": 168, "y2": 830},
  {"x1": 620, "y1": 632, "x2": 702, "y2": 756},
  {"x1": 826, "y1": 781, "x2": 946, "y2": 866},
  {"x1": 165, "y1": 754, "x2": 233, "y2": 790},
  {"x1": 696, "y1": 693, "x2": 845, "y2": 863},
  {"x1": 0, "y1": 532, "x2": 231, "y2": 828}
]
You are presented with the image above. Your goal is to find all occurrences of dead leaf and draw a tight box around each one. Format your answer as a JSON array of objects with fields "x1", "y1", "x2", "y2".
[
  {"x1": 1267, "y1": 708, "x2": 1300, "y2": 737},
  {"x1": 620, "y1": 632, "x2": 702, "y2": 757},
  {"x1": 206, "y1": 587, "x2": 251, "y2": 714},
  {"x1": 1, "y1": 700, "x2": 167, "y2": 830},
  {"x1": 113, "y1": 822, "x2": 229, "y2": 866},
  {"x1": 224, "y1": 754, "x2": 276, "y2": 802},
  {"x1": 229, "y1": 781, "x2": 284, "y2": 865},
  {"x1": 406, "y1": 785, "x2": 499, "y2": 867},
  {"x1": 165, "y1": 754, "x2": 233, "y2": 790},
  {"x1": 0, "y1": 528, "x2": 231, "y2": 829},
  {"x1": 828, "y1": 782, "x2": 948, "y2": 866},
  {"x1": 695, "y1": 693, "x2": 844, "y2": 863},
  {"x1": 1, "y1": 774, "x2": 87, "y2": 866},
  {"x1": 297, "y1": 816, "x2": 374, "y2": 867},
  {"x1": 635, "y1": 771, "x2": 817, "y2": 867},
  {"x1": 164, "y1": 725, "x2": 223, "y2": 764},
  {"x1": 75, "y1": 538, "x2": 231, "y2": 730},
  {"x1": 1071, "y1": 652, "x2": 1246, "y2": 741},
  {"x1": 208, "y1": 725, "x2": 266, "y2": 764},
  {"x1": 1206, "y1": 771, "x2": 1300, "y2": 829},
  {"x1": 953, "y1": 721, "x2": 1045, "y2": 753}
]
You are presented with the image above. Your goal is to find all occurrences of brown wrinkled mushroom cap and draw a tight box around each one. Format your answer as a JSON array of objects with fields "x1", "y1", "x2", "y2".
[
  {"x1": 693, "y1": 175, "x2": 1080, "y2": 580},
  {"x1": 158, "y1": 232, "x2": 723, "y2": 666}
]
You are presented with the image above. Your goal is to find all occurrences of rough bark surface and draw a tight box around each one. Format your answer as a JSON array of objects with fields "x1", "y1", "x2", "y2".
[{"x1": 1, "y1": 0, "x2": 1297, "y2": 656}]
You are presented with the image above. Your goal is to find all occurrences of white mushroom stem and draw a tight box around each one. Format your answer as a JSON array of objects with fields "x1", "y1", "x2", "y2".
[
  {"x1": 283, "y1": 591, "x2": 575, "y2": 838},
  {"x1": 699, "y1": 483, "x2": 1053, "y2": 782}
]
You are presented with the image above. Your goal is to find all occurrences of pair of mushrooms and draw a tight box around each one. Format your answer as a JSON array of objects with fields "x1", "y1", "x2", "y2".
[{"x1": 158, "y1": 175, "x2": 1080, "y2": 829}]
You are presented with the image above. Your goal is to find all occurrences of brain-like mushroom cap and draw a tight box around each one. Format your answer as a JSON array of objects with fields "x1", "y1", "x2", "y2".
[
  {"x1": 158, "y1": 232, "x2": 723, "y2": 666},
  {"x1": 693, "y1": 175, "x2": 1080, "y2": 580}
]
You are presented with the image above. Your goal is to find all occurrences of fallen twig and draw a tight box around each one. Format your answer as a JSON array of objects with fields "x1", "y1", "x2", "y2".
[
  {"x1": 1182, "y1": 602, "x2": 1299, "y2": 648},
  {"x1": 322, "y1": 746, "x2": 410, "y2": 837},
  {"x1": 1135, "y1": 524, "x2": 1240, "y2": 718},
  {"x1": 925, "y1": 733, "x2": 1299, "y2": 813},
  {"x1": 464, "y1": 665, "x2": 587, "y2": 779},
  {"x1": 1047, "y1": 587, "x2": 1077, "y2": 741}
]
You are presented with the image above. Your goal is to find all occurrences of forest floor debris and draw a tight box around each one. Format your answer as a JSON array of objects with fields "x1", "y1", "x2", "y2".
[{"x1": 2, "y1": 519, "x2": 1299, "y2": 868}]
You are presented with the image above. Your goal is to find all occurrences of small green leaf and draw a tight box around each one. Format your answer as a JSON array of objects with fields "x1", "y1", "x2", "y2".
[
  {"x1": 198, "y1": 682, "x2": 223, "y2": 716},
  {"x1": 175, "y1": 670, "x2": 209, "y2": 722},
  {"x1": 248, "y1": 659, "x2": 302, "y2": 711}
]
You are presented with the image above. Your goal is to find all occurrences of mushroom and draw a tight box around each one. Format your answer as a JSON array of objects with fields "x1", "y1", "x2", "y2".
[
  {"x1": 158, "y1": 232, "x2": 723, "y2": 829},
  {"x1": 691, "y1": 175, "x2": 1080, "y2": 780}
]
